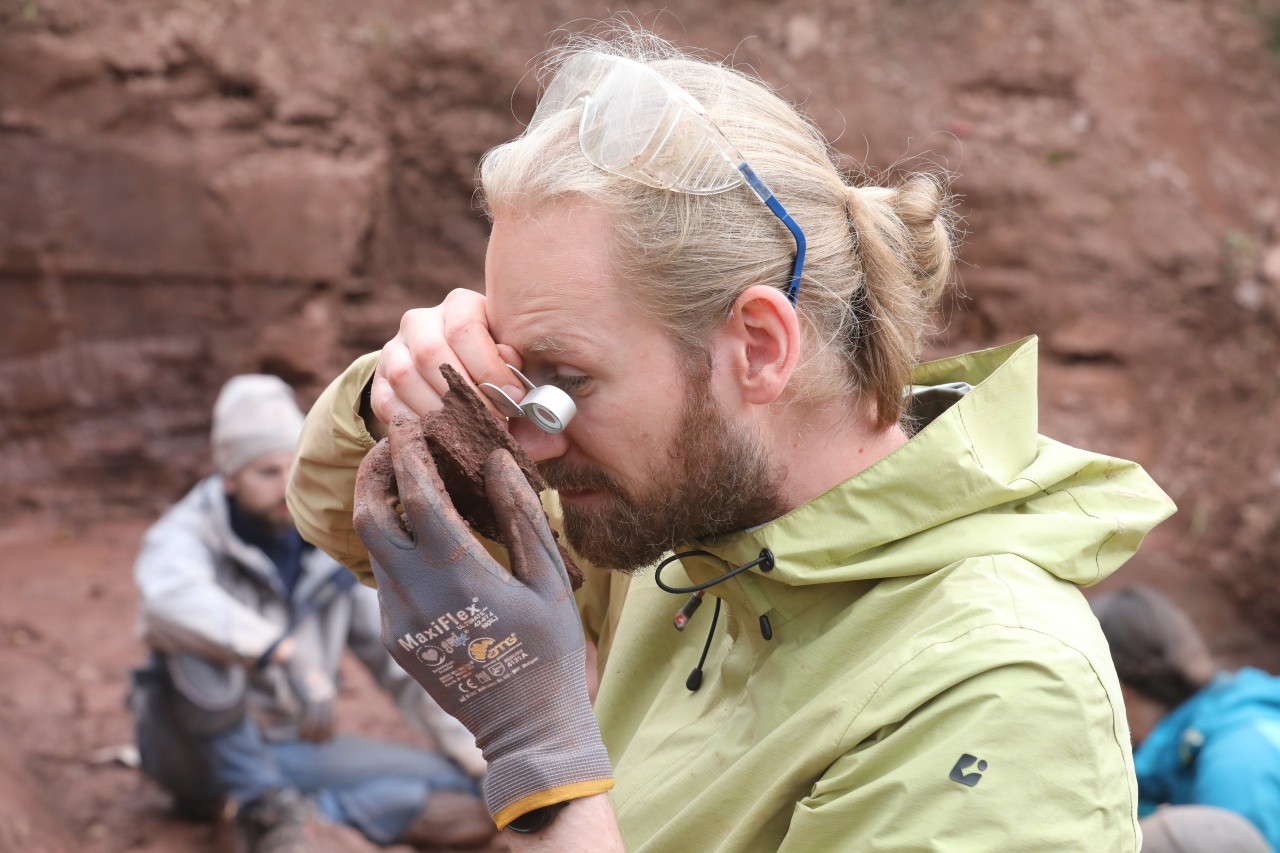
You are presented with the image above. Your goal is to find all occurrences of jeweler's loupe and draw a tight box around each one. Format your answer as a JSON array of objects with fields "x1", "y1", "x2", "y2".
[{"x1": 478, "y1": 364, "x2": 576, "y2": 434}]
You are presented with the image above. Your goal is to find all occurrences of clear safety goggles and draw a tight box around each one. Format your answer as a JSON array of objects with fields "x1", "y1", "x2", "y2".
[{"x1": 529, "y1": 51, "x2": 807, "y2": 303}]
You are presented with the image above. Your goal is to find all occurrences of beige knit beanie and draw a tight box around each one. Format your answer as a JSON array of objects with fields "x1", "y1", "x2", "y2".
[{"x1": 211, "y1": 374, "x2": 305, "y2": 477}]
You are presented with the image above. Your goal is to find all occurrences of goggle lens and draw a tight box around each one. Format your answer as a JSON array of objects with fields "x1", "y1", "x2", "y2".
[{"x1": 525, "y1": 51, "x2": 806, "y2": 302}]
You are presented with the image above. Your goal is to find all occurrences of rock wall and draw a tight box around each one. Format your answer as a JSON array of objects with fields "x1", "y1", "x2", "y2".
[{"x1": 2, "y1": 0, "x2": 1279, "y2": 635}]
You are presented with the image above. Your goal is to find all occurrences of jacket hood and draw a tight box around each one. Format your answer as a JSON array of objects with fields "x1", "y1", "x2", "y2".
[{"x1": 675, "y1": 337, "x2": 1176, "y2": 614}]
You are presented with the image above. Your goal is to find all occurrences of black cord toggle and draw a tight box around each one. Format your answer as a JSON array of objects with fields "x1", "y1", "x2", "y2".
[
  {"x1": 686, "y1": 598, "x2": 721, "y2": 692},
  {"x1": 655, "y1": 549, "x2": 778, "y2": 691}
]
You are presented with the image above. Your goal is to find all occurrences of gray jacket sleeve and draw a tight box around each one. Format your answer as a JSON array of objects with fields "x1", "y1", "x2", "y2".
[
  {"x1": 134, "y1": 494, "x2": 281, "y2": 665},
  {"x1": 346, "y1": 585, "x2": 486, "y2": 775}
]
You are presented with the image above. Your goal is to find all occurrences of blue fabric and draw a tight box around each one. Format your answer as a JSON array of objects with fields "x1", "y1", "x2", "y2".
[
  {"x1": 133, "y1": 690, "x2": 287, "y2": 808},
  {"x1": 275, "y1": 735, "x2": 478, "y2": 844},
  {"x1": 1134, "y1": 667, "x2": 1280, "y2": 849},
  {"x1": 134, "y1": 678, "x2": 477, "y2": 844},
  {"x1": 227, "y1": 494, "x2": 307, "y2": 597}
]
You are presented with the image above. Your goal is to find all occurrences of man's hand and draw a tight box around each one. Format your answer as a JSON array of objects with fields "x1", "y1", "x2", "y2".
[
  {"x1": 284, "y1": 655, "x2": 337, "y2": 743},
  {"x1": 353, "y1": 414, "x2": 614, "y2": 829},
  {"x1": 370, "y1": 290, "x2": 526, "y2": 425}
]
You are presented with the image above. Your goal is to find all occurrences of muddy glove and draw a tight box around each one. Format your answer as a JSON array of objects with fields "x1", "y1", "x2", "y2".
[
  {"x1": 284, "y1": 655, "x2": 337, "y2": 743},
  {"x1": 353, "y1": 414, "x2": 614, "y2": 829}
]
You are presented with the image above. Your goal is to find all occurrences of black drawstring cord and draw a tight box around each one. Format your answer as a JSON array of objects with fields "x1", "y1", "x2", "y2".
[
  {"x1": 655, "y1": 548, "x2": 775, "y2": 595},
  {"x1": 685, "y1": 598, "x2": 721, "y2": 692},
  {"x1": 655, "y1": 548, "x2": 776, "y2": 692}
]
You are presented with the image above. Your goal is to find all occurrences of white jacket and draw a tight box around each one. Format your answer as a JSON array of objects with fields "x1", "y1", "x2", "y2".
[{"x1": 134, "y1": 476, "x2": 483, "y2": 774}]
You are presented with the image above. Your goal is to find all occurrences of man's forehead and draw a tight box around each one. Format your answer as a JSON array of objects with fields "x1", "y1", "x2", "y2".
[
  {"x1": 486, "y1": 204, "x2": 623, "y2": 354},
  {"x1": 489, "y1": 293, "x2": 607, "y2": 357}
]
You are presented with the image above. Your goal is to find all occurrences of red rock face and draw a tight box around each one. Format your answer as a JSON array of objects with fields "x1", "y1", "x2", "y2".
[{"x1": 0, "y1": 2, "x2": 1279, "y2": 638}]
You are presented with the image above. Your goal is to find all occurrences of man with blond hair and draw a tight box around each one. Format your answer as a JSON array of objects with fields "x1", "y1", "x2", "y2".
[{"x1": 289, "y1": 31, "x2": 1175, "y2": 851}]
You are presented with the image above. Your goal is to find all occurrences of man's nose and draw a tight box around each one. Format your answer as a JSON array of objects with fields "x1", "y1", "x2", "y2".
[{"x1": 508, "y1": 417, "x2": 569, "y2": 462}]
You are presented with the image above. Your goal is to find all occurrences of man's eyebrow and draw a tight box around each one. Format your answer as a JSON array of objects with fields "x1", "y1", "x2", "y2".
[{"x1": 522, "y1": 335, "x2": 579, "y2": 355}]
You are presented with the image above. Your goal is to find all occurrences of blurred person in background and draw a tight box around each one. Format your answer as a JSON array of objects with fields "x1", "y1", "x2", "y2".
[
  {"x1": 1092, "y1": 585, "x2": 1280, "y2": 851},
  {"x1": 128, "y1": 374, "x2": 494, "y2": 852}
]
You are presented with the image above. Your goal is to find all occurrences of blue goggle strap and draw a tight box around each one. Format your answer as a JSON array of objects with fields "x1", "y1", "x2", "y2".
[{"x1": 738, "y1": 163, "x2": 807, "y2": 304}]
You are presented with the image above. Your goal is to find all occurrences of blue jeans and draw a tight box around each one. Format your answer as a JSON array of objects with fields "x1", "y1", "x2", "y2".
[{"x1": 132, "y1": 666, "x2": 478, "y2": 844}]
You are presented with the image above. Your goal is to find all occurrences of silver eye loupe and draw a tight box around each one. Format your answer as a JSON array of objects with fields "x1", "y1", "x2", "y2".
[{"x1": 478, "y1": 364, "x2": 576, "y2": 434}]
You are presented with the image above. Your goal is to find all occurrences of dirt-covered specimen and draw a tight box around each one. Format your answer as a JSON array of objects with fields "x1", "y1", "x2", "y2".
[{"x1": 420, "y1": 364, "x2": 584, "y2": 590}]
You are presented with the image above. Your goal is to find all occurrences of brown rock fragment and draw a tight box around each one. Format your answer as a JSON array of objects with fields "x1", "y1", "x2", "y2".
[{"x1": 421, "y1": 364, "x2": 583, "y2": 590}]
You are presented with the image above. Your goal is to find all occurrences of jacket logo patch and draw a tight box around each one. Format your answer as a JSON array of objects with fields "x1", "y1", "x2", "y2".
[{"x1": 949, "y1": 754, "x2": 987, "y2": 787}]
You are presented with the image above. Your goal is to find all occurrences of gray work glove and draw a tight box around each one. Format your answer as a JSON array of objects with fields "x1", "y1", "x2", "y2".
[
  {"x1": 353, "y1": 413, "x2": 614, "y2": 829},
  {"x1": 284, "y1": 655, "x2": 337, "y2": 743}
]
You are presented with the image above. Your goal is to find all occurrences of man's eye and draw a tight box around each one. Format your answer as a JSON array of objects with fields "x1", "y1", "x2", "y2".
[{"x1": 549, "y1": 374, "x2": 589, "y2": 395}]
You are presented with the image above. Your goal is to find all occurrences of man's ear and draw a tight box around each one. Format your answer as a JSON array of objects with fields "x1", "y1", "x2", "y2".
[{"x1": 715, "y1": 284, "x2": 801, "y2": 405}]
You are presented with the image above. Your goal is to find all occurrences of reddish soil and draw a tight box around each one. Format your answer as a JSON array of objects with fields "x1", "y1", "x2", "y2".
[
  {"x1": 4, "y1": 0, "x2": 1280, "y2": 849},
  {"x1": 0, "y1": 520, "x2": 438, "y2": 852}
]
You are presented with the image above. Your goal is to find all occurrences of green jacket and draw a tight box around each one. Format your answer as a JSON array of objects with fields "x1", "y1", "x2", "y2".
[{"x1": 288, "y1": 337, "x2": 1175, "y2": 851}]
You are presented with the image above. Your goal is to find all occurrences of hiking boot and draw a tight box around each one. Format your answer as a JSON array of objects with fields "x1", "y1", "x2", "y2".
[
  {"x1": 172, "y1": 794, "x2": 224, "y2": 823},
  {"x1": 234, "y1": 788, "x2": 315, "y2": 853}
]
